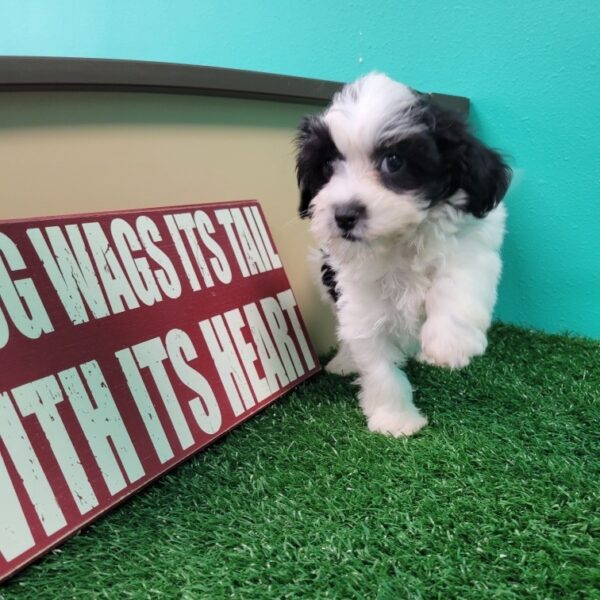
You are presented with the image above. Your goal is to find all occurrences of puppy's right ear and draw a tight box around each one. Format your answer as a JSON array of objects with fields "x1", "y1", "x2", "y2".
[
  {"x1": 295, "y1": 116, "x2": 317, "y2": 218},
  {"x1": 295, "y1": 115, "x2": 339, "y2": 219},
  {"x1": 422, "y1": 103, "x2": 511, "y2": 217}
]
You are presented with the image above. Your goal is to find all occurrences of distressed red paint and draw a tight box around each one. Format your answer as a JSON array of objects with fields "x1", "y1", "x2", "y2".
[{"x1": 0, "y1": 200, "x2": 319, "y2": 582}]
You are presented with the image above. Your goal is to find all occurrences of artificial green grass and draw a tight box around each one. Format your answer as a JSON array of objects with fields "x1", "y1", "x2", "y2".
[{"x1": 2, "y1": 324, "x2": 599, "y2": 599}]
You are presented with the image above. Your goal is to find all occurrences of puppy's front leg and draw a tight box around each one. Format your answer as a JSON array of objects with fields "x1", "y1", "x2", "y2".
[
  {"x1": 347, "y1": 335, "x2": 428, "y2": 437},
  {"x1": 419, "y1": 251, "x2": 501, "y2": 369}
]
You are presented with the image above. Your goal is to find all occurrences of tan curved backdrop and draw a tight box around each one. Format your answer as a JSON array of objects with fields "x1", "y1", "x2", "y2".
[{"x1": 0, "y1": 91, "x2": 336, "y2": 353}]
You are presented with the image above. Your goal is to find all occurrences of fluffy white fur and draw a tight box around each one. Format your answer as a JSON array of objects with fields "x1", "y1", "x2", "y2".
[{"x1": 302, "y1": 74, "x2": 507, "y2": 437}]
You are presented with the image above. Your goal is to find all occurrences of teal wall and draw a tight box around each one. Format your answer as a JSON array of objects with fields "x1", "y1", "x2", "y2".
[{"x1": 2, "y1": 1, "x2": 599, "y2": 338}]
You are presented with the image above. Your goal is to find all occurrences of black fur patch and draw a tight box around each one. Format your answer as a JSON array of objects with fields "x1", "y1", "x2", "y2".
[
  {"x1": 374, "y1": 101, "x2": 511, "y2": 217},
  {"x1": 296, "y1": 98, "x2": 510, "y2": 221},
  {"x1": 418, "y1": 101, "x2": 511, "y2": 217},
  {"x1": 374, "y1": 133, "x2": 450, "y2": 201},
  {"x1": 320, "y1": 260, "x2": 339, "y2": 302},
  {"x1": 295, "y1": 116, "x2": 341, "y2": 218}
]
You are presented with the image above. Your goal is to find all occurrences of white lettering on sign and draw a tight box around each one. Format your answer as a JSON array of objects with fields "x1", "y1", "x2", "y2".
[
  {"x1": 242, "y1": 302, "x2": 288, "y2": 393},
  {"x1": 0, "y1": 202, "x2": 319, "y2": 580},
  {"x1": 199, "y1": 315, "x2": 255, "y2": 417},
  {"x1": 165, "y1": 329, "x2": 221, "y2": 435},
  {"x1": 193, "y1": 211, "x2": 232, "y2": 285},
  {"x1": 116, "y1": 329, "x2": 223, "y2": 453},
  {"x1": 29, "y1": 217, "x2": 186, "y2": 327},
  {"x1": 12, "y1": 377, "x2": 98, "y2": 515},
  {"x1": 224, "y1": 308, "x2": 271, "y2": 402},
  {"x1": 110, "y1": 218, "x2": 163, "y2": 307},
  {"x1": 231, "y1": 208, "x2": 265, "y2": 275},
  {"x1": 134, "y1": 216, "x2": 182, "y2": 300},
  {"x1": 199, "y1": 292, "x2": 310, "y2": 412},
  {"x1": 164, "y1": 214, "x2": 202, "y2": 292},
  {"x1": 115, "y1": 348, "x2": 175, "y2": 465},
  {"x1": 82, "y1": 222, "x2": 141, "y2": 315},
  {"x1": 173, "y1": 212, "x2": 215, "y2": 288},
  {"x1": 277, "y1": 289, "x2": 315, "y2": 371},
  {"x1": 0, "y1": 392, "x2": 66, "y2": 538},
  {"x1": 0, "y1": 450, "x2": 35, "y2": 562},
  {"x1": 249, "y1": 206, "x2": 282, "y2": 269},
  {"x1": 242, "y1": 207, "x2": 272, "y2": 272},
  {"x1": 60, "y1": 362, "x2": 144, "y2": 495},
  {"x1": 27, "y1": 225, "x2": 110, "y2": 325},
  {"x1": 261, "y1": 296, "x2": 305, "y2": 380},
  {"x1": 0, "y1": 232, "x2": 53, "y2": 349},
  {"x1": 163, "y1": 211, "x2": 232, "y2": 292},
  {"x1": 131, "y1": 338, "x2": 195, "y2": 451},
  {"x1": 214, "y1": 207, "x2": 281, "y2": 278},
  {"x1": 215, "y1": 209, "x2": 250, "y2": 278}
]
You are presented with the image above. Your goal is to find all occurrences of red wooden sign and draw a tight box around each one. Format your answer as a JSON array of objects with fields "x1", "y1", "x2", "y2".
[{"x1": 0, "y1": 200, "x2": 319, "y2": 582}]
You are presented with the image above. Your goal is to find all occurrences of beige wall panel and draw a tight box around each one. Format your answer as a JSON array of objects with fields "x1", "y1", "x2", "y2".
[{"x1": 0, "y1": 92, "x2": 336, "y2": 353}]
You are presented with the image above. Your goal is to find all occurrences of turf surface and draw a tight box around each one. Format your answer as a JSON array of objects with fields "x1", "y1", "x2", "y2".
[{"x1": 2, "y1": 324, "x2": 599, "y2": 599}]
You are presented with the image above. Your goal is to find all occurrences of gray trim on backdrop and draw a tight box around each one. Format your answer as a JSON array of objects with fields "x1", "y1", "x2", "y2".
[{"x1": 0, "y1": 56, "x2": 470, "y2": 116}]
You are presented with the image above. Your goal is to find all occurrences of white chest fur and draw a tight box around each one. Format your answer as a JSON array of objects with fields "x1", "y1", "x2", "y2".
[{"x1": 324, "y1": 204, "x2": 506, "y2": 359}]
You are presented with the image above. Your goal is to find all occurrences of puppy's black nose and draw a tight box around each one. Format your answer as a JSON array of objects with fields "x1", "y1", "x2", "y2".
[{"x1": 334, "y1": 201, "x2": 366, "y2": 233}]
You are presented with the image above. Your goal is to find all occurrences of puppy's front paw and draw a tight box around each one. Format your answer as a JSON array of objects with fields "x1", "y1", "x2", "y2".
[
  {"x1": 325, "y1": 348, "x2": 357, "y2": 376},
  {"x1": 419, "y1": 316, "x2": 487, "y2": 369},
  {"x1": 367, "y1": 406, "x2": 428, "y2": 437}
]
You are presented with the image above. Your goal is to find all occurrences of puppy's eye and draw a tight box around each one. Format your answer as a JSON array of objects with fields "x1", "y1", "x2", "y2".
[
  {"x1": 381, "y1": 153, "x2": 404, "y2": 174},
  {"x1": 323, "y1": 159, "x2": 334, "y2": 175}
]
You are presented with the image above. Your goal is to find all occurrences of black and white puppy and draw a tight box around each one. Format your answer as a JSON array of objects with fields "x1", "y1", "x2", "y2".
[{"x1": 295, "y1": 73, "x2": 510, "y2": 436}]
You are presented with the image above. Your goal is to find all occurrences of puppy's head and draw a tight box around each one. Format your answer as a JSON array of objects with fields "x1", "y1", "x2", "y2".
[{"x1": 295, "y1": 73, "x2": 510, "y2": 248}]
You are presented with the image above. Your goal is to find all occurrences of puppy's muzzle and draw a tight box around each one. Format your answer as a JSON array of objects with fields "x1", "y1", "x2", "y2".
[{"x1": 334, "y1": 201, "x2": 367, "y2": 236}]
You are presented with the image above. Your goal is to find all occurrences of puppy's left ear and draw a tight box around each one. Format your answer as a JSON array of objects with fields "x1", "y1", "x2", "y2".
[
  {"x1": 426, "y1": 104, "x2": 512, "y2": 218},
  {"x1": 457, "y1": 132, "x2": 512, "y2": 218}
]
